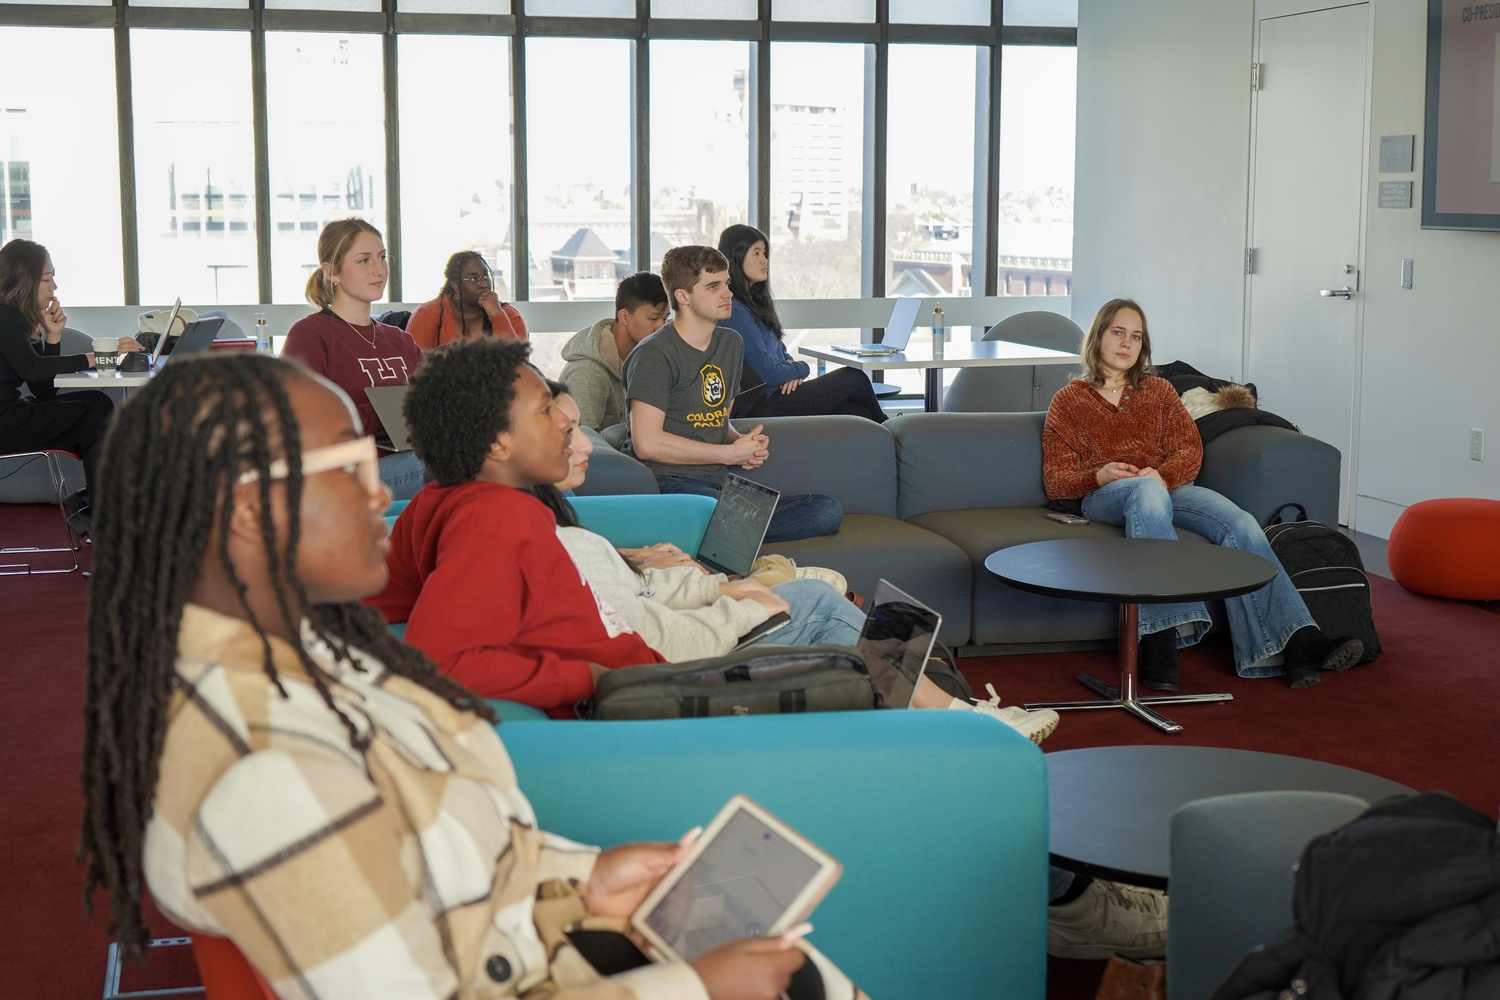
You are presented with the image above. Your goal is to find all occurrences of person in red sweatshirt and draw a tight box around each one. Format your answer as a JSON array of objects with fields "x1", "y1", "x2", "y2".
[
  {"x1": 369, "y1": 337, "x2": 666, "y2": 716},
  {"x1": 282, "y1": 218, "x2": 425, "y2": 501}
]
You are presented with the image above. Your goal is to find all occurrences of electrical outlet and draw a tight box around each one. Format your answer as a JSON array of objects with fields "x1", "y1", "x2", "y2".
[{"x1": 1471, "y1": 429, "x2": 1485, "y2": 462}]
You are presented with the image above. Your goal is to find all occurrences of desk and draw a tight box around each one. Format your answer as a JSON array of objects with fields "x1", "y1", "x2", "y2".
[
  {"x1": 985, "y1": 538, "x2": 1277, "y2": 733},
  {"x1": 55, "y1": 371, "x2": 153, "y2": 391},
  {"x1": 1047, "y1": 746, "x2": 1413, "y2": 889},
  {"x1": 799, "y1": 340, "x2": 1078, "y2": 412}
]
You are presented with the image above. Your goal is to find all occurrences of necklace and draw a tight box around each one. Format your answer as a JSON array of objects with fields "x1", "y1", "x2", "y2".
[{"x1": 331, "y1": 309, "x2": 378, "y2": 350}]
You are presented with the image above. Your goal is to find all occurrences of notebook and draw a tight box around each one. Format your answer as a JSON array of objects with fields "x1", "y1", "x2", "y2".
[
  {"x1": 695, "y1": 474, "x2": 779, "y2": 578},
  {"x1": 364, "y1": 383, "x2": 413, "y2": 452},
  {"x1": 858, "y1": 580, "x2": 943, "y2": 708},
  {"x1": 831, "y1": 297, "x2": 921, "y2": 357}
]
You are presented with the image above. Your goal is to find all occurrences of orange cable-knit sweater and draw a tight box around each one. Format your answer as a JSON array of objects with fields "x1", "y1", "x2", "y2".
[{"x1": 1042, "y1": 375, "x2": 1202, "y2": 500}]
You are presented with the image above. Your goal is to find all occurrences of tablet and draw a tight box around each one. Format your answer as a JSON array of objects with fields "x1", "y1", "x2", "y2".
[{"x1": 631, "y1": 795, "x2": 842, "y2": 964}]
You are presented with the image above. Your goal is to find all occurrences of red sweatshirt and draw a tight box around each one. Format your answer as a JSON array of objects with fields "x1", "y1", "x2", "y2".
[
  {"x1": 369, "y1": 481, "x2": 665, "y2": 715},
  {"x1": 1042, "y1": 375, "x2": 1202, "y2": 500},
  {"x1": 282, "y1": 310, "x2": 423, "y2": 451}
]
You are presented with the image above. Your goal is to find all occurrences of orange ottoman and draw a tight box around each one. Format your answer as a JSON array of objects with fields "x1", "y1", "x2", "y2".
[{"x1": 1387, "y1": 498, "x2": 1500, "y2": 600}]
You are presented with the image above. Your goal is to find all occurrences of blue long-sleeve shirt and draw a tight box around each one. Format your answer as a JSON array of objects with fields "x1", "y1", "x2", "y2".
[{"x1": 721, "y1": 298, "x2": 809, "y2": 397}]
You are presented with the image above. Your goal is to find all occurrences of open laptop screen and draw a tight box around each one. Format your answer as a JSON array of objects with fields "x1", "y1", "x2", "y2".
[
  {"x1": 695, "y1": 474, "x2": 779, "y2": 578},
  {"x1": 858, "y1": 580, "x2": 942, "y2": 708}
]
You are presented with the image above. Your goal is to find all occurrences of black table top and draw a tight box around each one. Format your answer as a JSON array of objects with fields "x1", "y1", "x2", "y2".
[
  {"x1": 984, "y1": 537, "x2": 1277, "y2": 605},
  {"x1": 1047, "y1": 746, "x2": 1414, "y2": 888}
]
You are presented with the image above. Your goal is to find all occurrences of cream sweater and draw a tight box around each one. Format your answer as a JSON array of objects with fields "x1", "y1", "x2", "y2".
[{"x1": 555, "y1": 526, "x2": 769, "y2": 661}]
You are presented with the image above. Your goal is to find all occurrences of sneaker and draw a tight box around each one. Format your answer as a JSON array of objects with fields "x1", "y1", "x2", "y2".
[
  {"x1": 949, "y1": 683, "x2": 1059, "y2": 745},
  {"x1": 1284, "y1": 627, "x2": 1364, "y2": 681},
  {"x1": 1047, "y1": 879, "x2": 1168, "y2": 960}
]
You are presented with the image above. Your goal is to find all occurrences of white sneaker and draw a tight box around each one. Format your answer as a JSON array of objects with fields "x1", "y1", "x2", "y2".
[
  {"x1": 948, "y1": 683, "x2": 1059, "y2": 745},
  {"x1": 1047, "y1": 879, "x2": 1168, "y2": 960}
]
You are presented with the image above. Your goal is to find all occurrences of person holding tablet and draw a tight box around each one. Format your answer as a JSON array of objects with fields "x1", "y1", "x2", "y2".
[
  {"x1": 716, "y1": 224, "x2": 886, "y2": 423},
  {"x1": 281, "y1": 218, "x2": 426, "y2": 501},
  {"x1": 406, "y1": 250, "x2": 527, "y2": 350},
  {"x1": 79, "y1": 351, "x2": 857, "y2": 1000}
]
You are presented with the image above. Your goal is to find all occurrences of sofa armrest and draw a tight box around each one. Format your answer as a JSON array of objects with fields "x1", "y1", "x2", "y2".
[
  {"x1": 572, "y1": 427, "x2": 660, "y2": 496},
  {"x1": 502, "y1": 710, "x2": 1048, "y2": 999},
  {"x1": 569, "y1": 493, "x2": 716, "y2": 551},
  {"x1": 1197, "y1": 425, "x2": 1341, "y2": 527}
]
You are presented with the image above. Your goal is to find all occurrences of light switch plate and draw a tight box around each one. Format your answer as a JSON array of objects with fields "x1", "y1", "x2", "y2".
[{"x1": 1400, "y1": 258, "x2": 1413, "y2": 289}]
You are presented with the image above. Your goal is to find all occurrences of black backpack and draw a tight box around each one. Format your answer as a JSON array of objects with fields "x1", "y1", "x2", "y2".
[{"x1": 1264, "y1": 504, "x2": 1381, "y2": 663}]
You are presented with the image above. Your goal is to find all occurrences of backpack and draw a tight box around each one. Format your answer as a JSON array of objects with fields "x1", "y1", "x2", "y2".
[
  {"x1": 587, "y1": 645, "x2": 876, "y2": 720},
  {"x1": 1264, "y1": 504, "x2": 1381, "y2": 663}
]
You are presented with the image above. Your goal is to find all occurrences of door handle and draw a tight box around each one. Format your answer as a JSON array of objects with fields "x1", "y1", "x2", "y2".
[{"x1": 1319, "y1": 286, "x2": 1353, "y2": 299}]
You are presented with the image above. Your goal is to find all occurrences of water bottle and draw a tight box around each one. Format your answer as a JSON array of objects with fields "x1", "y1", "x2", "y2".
[
  {"x1": 931, "y1": 304, "x2": 945, "y2": 359},
  {"x1": 255, "y1": 312, "x2": 272, "y2": 354}
]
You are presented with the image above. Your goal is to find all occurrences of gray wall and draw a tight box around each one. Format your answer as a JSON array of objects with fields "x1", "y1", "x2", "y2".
[{"x1": 1076, "y1": 0, "x2": 1500, "y2": 537}]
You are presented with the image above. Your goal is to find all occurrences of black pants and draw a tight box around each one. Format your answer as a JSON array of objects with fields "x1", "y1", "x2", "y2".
[
  {"x1": 0, "y1": 390, "x2": 115, "y2": 493},
  {"x1": 569, "y1": 930, "x2": 827, "y2": 999},
  {"x1": 745, "y1": 367, "x2": 888, "y2": 423}
]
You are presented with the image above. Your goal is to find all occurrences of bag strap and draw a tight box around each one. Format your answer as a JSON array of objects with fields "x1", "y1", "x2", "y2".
[{"x1": 1269, "y1": 502, "x2": 1308, "y2": 525}]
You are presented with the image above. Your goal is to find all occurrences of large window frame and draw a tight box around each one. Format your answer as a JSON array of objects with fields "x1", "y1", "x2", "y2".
[{"x1": 0, "y1": 0, "x2": 1074, "y2": 304}]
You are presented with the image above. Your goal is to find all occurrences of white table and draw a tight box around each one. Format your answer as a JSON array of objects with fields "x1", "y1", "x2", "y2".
[
  {"x1": 55, "y1": 370, "x2": 154, "y2": 390},
  {"x1": 800, "y1": 339, "x2": 1079, "y2": 412}
]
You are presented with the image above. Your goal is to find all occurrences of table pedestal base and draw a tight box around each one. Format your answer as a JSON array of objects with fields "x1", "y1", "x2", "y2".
[{"x1": 1021, "y1": 603, "x2": 1233, "y2": 734}]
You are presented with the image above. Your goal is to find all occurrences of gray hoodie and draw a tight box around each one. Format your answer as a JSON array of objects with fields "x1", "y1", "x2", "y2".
[{"x1": 559, "y1": 319, "x2": 627, "y2": 431}]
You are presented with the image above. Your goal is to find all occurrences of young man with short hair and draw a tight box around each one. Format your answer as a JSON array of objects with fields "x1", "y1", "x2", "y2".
[
  {"x1": 622, "y1": 246, "x2": 842, "y2": 542},
  {"x1": 559, "y1": 271, "x2": 671, "y2": 431},
  {"x1": 370, "y1": 337, "x2": 667, "y2": 716}
]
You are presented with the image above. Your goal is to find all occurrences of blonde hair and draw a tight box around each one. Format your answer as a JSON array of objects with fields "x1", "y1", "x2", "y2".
[
  {"x1": 305, "y1": 218, "x2": 383, "y2": 309},
  {"x1": 1080, "y1": 297, "x2": 1153, "y2": 389}
]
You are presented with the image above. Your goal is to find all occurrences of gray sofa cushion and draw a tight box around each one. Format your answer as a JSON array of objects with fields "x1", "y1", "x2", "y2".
[
  {"x1": 573, "y1": 427, "x2": 658, "y2": 496},
  {"x1": 1198, "y1": 425, "x2": 1341, "y2": 528},
  {"x1": 763, "y1": 513, "x2": 973, "y2": 646},
  {"x1": 893, "y1": 412, "x2": 1050, "y2": 518},
  {"x1": 731, "y1": 415, "x2": 898, "y2": 517}
]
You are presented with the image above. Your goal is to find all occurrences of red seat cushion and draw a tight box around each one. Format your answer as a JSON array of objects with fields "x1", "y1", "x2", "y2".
[{"x1": 1387, "y1": 498, "x2": 1500, "y2": 600}]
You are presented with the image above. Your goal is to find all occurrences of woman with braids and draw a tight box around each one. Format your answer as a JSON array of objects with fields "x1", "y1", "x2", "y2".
[
  {"x1": 79, "y1": 352, "x2": 846, "y2": 1000},
  {"x1": 406, "y1": 249, "x2": 527, "y2": 350},
  {"x1": 715, "y1": 224, "x2": 886, "y2": 423},
  {"x1": 282, "y1": 218, "x2": 426, "y2": 501}
]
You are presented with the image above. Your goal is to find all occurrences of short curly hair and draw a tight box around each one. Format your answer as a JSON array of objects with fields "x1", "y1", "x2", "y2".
[{"x1": 404, "y1": 337, "x2": 532, "y2": 485}]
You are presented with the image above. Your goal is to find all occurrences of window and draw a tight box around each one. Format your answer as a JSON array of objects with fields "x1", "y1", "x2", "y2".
[
  {"x1": 397, "y1": 34, "x2": 515, "y2": 303},
  {"x1": 890, "y1": 0, "x2": 988, "y2": 25},
  {"x1": 649, "y1": 40, "x2": 751, "y2": 263},
  {"x1": 773, "y1": 0, "x2": 874, "y2": 22},
  {"x1": 1005, "y1": 0, "x2": 1077, "y2": 27},
  {"x1": 132, "y1": 29, "x2": 258, "y2": 306},
  {"x1": 0, "y1": 27, "x2": 124, "y2": 305},
  {"x1": 525, "y1": 37, "x2": 632, "y2": 304},
  {"x1": 996, "y1": 45, "x2": 1075, "y2": 296},
  {"x1": 265, "y1": 32, "x2": 387, "y2": 303}
]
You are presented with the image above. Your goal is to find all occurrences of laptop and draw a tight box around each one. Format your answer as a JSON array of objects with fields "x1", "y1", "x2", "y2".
[
  {"x1": 364, "y1": 383, "x2": 413, "y2": 452},
  {"x1": 141, "y1": 299, "x2": 183, "y2": 369},
  {"x1": 161, "y1": 316, "x2": 224, "y2": 365},
  {"x1": 858, "y1": 580, "x2": 943, "y2": 708},
  {"x1": 831, "y1": 297, "x2": 921, "y2": 357},
  {"x1": 696, "y1": 473, "x2": 779, "y2": 578}
]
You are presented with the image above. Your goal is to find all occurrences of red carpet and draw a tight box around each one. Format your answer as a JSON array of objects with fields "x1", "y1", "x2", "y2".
[{"x1": 2, "y1": 501, "x2": 1497, "y2": 999}]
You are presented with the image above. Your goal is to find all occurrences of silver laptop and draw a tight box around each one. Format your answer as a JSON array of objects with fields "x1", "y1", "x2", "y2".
[
  {"x1": 696, "y1": 474, "x2": 779, "y2": 577},
  {"x1": 142, "y1": 299, "x2": 183, "y2": 369},
  {"x1": 858, "y1": 580, "x2": 943, "y2": 708},
  {"x1": 831, "y1": 298, "x2": 921, "y2": 356},
  {"x1": 364, "y1": 383, "x2": 413, "y2": 452}
]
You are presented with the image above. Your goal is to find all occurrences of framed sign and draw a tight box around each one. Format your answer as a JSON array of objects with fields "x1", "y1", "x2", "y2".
[{"x1": 1423, "y1": 0, "x2": 1500, "y2": 230}]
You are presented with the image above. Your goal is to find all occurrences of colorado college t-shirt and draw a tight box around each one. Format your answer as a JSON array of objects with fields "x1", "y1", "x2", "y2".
[{"x1": 620, "y1": 322, "x2": 743, "y2": 485}]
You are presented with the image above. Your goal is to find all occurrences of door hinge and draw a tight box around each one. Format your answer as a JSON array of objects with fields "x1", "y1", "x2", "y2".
[
  {"x1": 1245, "y1": 247, "x2": 1256, "y2": 274},
  {"x1": 1251, "y1": 62, "x2": 1262, "y2": 91}
]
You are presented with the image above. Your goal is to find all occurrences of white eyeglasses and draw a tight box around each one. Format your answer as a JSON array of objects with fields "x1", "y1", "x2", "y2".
[{"x1": 237, "y1": 436, "x2": 382, "y2": 494}]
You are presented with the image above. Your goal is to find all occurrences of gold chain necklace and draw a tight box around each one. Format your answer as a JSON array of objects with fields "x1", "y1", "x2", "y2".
[{"x1": 331, "y1": 309, "x2": 378, "y2": 350}]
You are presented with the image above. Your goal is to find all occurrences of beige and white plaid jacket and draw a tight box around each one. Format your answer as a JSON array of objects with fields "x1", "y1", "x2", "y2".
[{"x1": 143, "y1": 605, "x2": 709, "y2": 999}]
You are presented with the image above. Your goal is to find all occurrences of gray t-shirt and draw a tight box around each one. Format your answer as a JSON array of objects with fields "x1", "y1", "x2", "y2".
[{"x1": 621, "y1": 322, "x2": 742, "y2": 485}]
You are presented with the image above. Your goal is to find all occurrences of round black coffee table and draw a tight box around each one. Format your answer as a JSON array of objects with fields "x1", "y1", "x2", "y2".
[
  {"x1": 985, "y1": 538, "x2": 1278, "y2": 733},
  {"x1": 1047, "y1": 746, "x2": 1414, "y2": 888}
]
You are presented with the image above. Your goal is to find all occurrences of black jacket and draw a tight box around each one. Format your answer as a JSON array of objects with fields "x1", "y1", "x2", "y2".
[{"x1": 1212, "y1": 792, "x2": 1500, "y2": 1000}]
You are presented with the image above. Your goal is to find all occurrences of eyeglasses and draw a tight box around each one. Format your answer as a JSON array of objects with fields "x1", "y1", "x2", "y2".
[
  {"x1": 460, "y1": 274, "x2": 491, "y2": 286},
  {"x1": 237, "y1": 436, "x2": 382, "y2": 494}
]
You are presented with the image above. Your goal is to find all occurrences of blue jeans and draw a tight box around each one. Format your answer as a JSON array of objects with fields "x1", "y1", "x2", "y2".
[
  {"x1": 379, "y1": 450, "x2": 425, "y2": 502},
  {"x1": 1081, "y1": 479, "x2": 1315, "y2": 677},
  {"x1": 741, "y1": 578, "x2": 865, "y2": 648},
  {"x1": 655, "y1": 475, "x2": 843, "y2": 542}
]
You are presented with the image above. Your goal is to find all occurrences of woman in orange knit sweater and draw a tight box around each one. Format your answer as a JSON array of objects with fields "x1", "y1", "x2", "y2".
[
  {"x1": 406, "y1": 250, "x2": 527, "y2": 349},
  {"x1": 1041, "y1": 298, "x2": 1362, "y2": 690}
]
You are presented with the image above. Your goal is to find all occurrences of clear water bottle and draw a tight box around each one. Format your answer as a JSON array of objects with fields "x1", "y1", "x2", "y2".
[
  {"x1": 931, "y1": 303, "x2": 945, "y2": 359},
  {"x1": 255, "y1": 312, "x2": 272, "y2": 354}
]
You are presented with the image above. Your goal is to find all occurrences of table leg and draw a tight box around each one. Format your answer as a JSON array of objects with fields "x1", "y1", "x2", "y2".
[
  {"x1": 924, "y1": 367, "x2": 941, "y2": 412},
  {"x1": 1022, "y1": 602, "x2": 1234, "y2": 734}
]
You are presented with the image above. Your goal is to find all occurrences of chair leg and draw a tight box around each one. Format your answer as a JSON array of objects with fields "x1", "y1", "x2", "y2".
[
  {"x1": 0, "y1": 451, "x2": 81, "y2": 575},
  {"x1": 102, "y1": 937, "x2": 204, "y2": 999}
]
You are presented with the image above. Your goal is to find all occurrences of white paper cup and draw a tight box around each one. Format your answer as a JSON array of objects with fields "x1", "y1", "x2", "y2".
[{"x1": 92, "y1": 337, "x2": 120, "y2": 373}]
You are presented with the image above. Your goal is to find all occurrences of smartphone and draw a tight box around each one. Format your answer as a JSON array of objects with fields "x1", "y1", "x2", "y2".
[{"x1": 1046, "y1": 511, "x2": 1090, "y2": 526}]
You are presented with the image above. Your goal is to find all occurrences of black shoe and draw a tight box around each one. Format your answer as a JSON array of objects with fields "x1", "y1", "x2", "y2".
[
  {"x1": 1285, "y1": 627, "x2": 1364, "y2": 675},
  {"x1": 1138, "y1": 630, "x2": 1179, "y2": 691},
  {"x1": 66, "y1": 505, "x2": 93, "y2": 540}
]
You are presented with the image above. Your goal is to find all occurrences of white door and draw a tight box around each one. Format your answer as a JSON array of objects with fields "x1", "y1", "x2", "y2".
[{"x1": 1245, "y1": 3, "x2": 1370, "y2": 525}]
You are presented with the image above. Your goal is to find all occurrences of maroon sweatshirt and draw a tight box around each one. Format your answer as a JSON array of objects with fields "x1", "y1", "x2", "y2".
[{"x1": 282, "y1": 310, "x2": 423, "y2": 451}]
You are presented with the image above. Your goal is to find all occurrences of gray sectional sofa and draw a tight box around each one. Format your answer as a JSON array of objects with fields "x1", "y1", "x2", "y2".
[{"x1": 581, "y1": 411, "x2": 1341, "y2": 652}]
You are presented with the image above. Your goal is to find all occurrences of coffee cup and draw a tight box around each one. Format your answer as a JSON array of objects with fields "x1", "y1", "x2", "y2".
[{"x1": 92, "y1": 337, "x2": 120, "y2": 374}]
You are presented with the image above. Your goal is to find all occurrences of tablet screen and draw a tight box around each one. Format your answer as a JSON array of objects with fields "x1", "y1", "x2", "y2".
[{"x1": 642, "y1": 806, "x2": 826, "y2": 962}]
